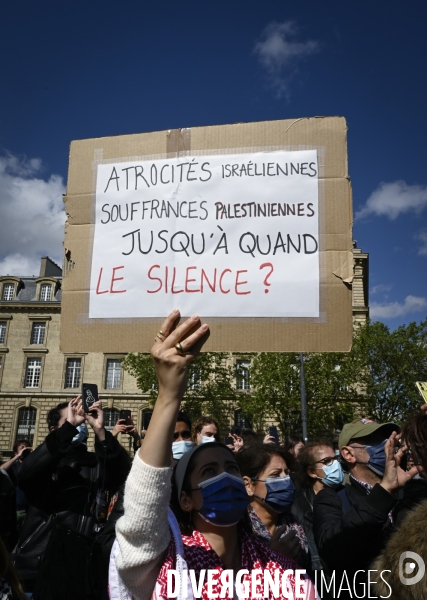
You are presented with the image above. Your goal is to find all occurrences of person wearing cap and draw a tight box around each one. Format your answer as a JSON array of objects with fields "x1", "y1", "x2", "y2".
[
  {"x1": 113, "y1": 311, "x2": 319, "y2": 600},
  {"x1": 313, "y1": 418, "x2": 420, "y2": 597}
]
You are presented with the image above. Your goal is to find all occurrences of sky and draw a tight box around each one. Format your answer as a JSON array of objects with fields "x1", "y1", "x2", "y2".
[{"x1": 0, "y1": 0, "x2": 426, "y2": 329}]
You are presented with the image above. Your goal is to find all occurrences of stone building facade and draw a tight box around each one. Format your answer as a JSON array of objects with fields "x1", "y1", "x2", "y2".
[{"x1": 0, "y1": 248, "x2": 368, "y2": 456}]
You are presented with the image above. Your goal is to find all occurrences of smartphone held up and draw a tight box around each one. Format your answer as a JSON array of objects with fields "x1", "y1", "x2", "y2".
[{"x1": 82, "y1": 383, "x2": 99, "y2": 413}]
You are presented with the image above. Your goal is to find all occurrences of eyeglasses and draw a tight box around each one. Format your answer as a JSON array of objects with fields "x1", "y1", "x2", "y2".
[
  {"x1": 311, "y1": 456, "x2": 338, "y2": 467},
  {"x1": 173, "y1": 429, "x2": 192, "y2": 440}
]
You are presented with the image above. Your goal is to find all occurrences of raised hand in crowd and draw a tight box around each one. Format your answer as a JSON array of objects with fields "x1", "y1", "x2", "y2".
[
  {"x1": 112, "y1": 419, "x2": 129, "y2": 437},
  {"x1": 140, "y1": 311, "x2": 208, "y2": 467},
  {"x1": 263, "y1": 433, "x2": 276, "y2": 445},
  {"x1": 79, "y1": 399, "x2": 106, "y2": 441},
  {"x1": 125, "y1": 417, "x2": 137, "y2": 438},
  {"x1": 66, "y1": 395, "x2": 86, "y2": 428},
  {"x1": 229, "y1": 432, "x2": 244, "y2": 452},
  {"x1": 380, "y1": 431, "x2": 423, "y2": 493},
  {"x1": 0, "y1": 444, "x2": 32, "y2": 472}
]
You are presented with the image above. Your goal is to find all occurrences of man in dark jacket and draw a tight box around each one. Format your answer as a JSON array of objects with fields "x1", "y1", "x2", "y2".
[
  {"x1": 313, "y1": 419, "x2": 420, "y2": 599},
  {"x1": 14, "y1": 397, "x2": 130, "y2": 600}
]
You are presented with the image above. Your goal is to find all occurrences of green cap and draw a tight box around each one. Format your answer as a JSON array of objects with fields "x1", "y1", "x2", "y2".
[{"x1": 339, "y1": 418, "x2": 399, "y2": 449}]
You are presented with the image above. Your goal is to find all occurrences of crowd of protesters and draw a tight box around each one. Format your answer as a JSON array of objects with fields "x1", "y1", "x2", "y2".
[{"x1": 1, "y1": 311, "x2": 427, "y2": 599}]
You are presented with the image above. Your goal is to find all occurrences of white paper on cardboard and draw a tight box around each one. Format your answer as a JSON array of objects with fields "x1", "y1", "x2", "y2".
[{"x1": 89, "y1": 150, "x2": 319, "y2": 318}]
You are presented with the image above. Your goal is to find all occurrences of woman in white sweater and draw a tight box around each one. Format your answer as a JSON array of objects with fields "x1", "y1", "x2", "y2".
[{"x1": 114, "y1": 310, "x2": 318, "y2": 600}]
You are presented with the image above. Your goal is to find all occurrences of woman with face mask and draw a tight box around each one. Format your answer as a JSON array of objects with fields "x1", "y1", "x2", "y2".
[
  {"x1": 191, "y1": 416, "x2": 220, "y2": 445},
  {"x1": 112, "y1": 311, "x2": 318, "y2": 600},
  {"x1": 236, "y1": 444, "x2": 311, "y2": 570},
  {"x1": 291, "y1": 443, "x2": 344, "y2": 588},
  {"x1": 172, "y1": 412, "x2": 195, "y2": 461}
]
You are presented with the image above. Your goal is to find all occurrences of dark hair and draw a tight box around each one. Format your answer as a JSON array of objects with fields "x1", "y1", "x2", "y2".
[
  {"x1": 284, "y1": 435, "x2": 305, "y2": 455},
  {"x1": 235, "y1": 442, "x2": 294, "y2": 480},
  {"x1": 13, "y1": 439, "x2": 31, "y2": 454},
  {"x1": 295, "y1": 441, "x2": 335, "y2": 488},
  {"x1": 176, "y1": 411, "x2": 192, "y2": 431},
  {"x1": 240, "y1": 428, "x2": 258, "y2": 442},
  {"x1": 192, "y1": 416, "x2": 220, "y2": 443},
  {"x1": 402, "y1": 413, "x2": 427, "y2": 472},
  {"x1": 47, "y1": 402, "x2": 69, "y2": 429}
]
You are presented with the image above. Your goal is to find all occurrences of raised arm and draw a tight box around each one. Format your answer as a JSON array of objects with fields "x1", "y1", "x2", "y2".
[
  {"x1": 114, "y1": 310, "x2": 209, "y2": 600},
  {"x1": 140, "y1": 310, "x2": 208, "y2": 467}
]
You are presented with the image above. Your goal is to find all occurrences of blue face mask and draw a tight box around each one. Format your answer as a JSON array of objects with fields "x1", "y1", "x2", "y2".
[
  {"x1": 364, "y1": 440, "x2": 387, "y2": 476},
  {"x1": 320, "y1": 460, "x2": 344, "y2": 488},
  {"x1": 71, "y1": 424, "x2": 88, "y2": 447},
  {"x1": 201, "y1": 436, "x2": 216, "y2": 444},
  {"x1": 252, "y1": 475, "x2": 295, "y2": 513},
  {"x1": 193, "y1": 472, "x2": 249, "y2": 527},
  {"x1": 172, "y1": 440, "x2": 195, "y2": 460}
]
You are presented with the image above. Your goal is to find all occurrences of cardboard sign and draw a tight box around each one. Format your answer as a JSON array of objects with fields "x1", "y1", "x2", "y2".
[
  {"x1": 62, "y1": 117, "x2": 353, "y2": 352},
  {"x1": 91, "y1": 150, "x2": 319, "y2": 318}
]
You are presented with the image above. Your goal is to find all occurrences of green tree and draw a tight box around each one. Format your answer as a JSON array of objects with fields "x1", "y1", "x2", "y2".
[
  {"x1": 352, "y1": 318, "x2": 427, "y2": 423},
  {"x1": 122, "y1": 317, "x2": 427, "y2": 440},
  {"x1": 239, "y1": 351, "x2": 359, "y2": 439},
  {"x1": 122, "y1": 351, "x2": 237, "y2": 433}
]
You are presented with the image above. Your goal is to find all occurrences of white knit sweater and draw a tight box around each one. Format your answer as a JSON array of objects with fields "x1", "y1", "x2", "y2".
[{"x1": 115, "y1": 453, "x2": 173, "y2": 600}]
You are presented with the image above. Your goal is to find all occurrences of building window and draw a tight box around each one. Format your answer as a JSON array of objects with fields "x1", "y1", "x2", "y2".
[
  {"x1": 234, "y1": 410, "x2": 252, "y2": 429},
  {"x1": 236, "y1": 360, "x2": 251, "y2": 390},
  {"x1": 25, "y1": 358, "x2": 42, "y2": 388},
  {"x1": 2, "y1": 284, "x2": 14, "y2": 301},
  {"x1": 40, "y1": 284, "x2": 52, "y2": 301},
  {"x1": 0, "y1": 322, "x2": 6, "y2": 344},
  {"x1": 104, "y1": 408, "x2": 120, "y2": 432},
  {"x1": 105, "y1": 359, "x2": 121, "y2": 389},
  {"x1": 188, "y1": 366, "x2": 201, "y2": 390},
  {"x1": 16, "y1": 407, "x2": 37, "y2": 445},
  {"x1": 64, "y1": 358, "x2": 81, "y2": 388},
  {"x1": 31, "y1": 322, "x2": 46, "y2": 345}
]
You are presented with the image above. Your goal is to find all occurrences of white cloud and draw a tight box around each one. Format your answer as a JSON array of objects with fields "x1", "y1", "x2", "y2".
[
  {"x1": 254, "y1": 21, "x2": 319, "y2": 97},
  {"x1": 355, "y1": 180, "x2": 427, "y2": 221},
  {"x1": 0, "y1": 152, "x2": 66, "y2": 275},
  {"x1": 415, "y1": 229, "x2": 427, "y2": 256},
  {"x1": 0, "y1": 253, "x2": 42, "y2": 277},
  {"x1": 370, "y1": 284, "x2": 393, "y2": 295},
  {"x1": 370, "y1": 295, "x2": 427, "y2": 319}
]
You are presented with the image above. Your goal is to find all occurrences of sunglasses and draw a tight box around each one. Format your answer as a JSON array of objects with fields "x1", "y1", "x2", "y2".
[{"x1": 173, "y1": 429, "x2": 192, "y2": 440}]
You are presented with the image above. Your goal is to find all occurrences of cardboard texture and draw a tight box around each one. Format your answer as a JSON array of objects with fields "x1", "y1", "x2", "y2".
[{"x1": 62, "y1": 116, "x2": 353, "y2": 353}]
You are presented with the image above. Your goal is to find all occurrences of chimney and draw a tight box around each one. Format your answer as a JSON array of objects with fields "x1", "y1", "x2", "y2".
[{"x1": 39, "y1": 257, "x2": 62, "y2": 277}]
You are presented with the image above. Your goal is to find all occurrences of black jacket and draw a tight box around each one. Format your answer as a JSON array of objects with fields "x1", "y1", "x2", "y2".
[
  {"x1": 13, "y1": 421, "x2": 130, "y2": 592},
  {"x1": 291, "y1": 487, "x2": 329, "y2": 572},
  {"x1": 313, "y1": 477, "x2": 396, "y2": 597},
  {"x1": 0, "y1": 469, "x2": 18, "y2": 552},
  {"x1": 394, "y1": 476, "x2": 427, "y2": 526}
]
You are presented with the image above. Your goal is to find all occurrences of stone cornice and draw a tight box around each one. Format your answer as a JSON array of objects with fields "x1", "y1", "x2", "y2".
[
  {"x1": 22, "y1": 347, "x2": 49, "y2": 354},
  {"x1": 28, "y1": 315, "x2": 52, "y2": 321},
  {"x1": 0, "y1": 303, "x2": 61, "y2": 310},
  {"x1": 0, "y1": 391, "x2": 148, "y2": 399}
]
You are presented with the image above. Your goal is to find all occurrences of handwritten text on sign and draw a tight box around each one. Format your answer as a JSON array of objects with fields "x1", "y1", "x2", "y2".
[{"x1": 89, "y1": 150, "x2": 319, "y2": 318}]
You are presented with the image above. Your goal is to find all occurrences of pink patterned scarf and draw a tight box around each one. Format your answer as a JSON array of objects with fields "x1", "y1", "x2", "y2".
[{"x1": 156, "y1": 528, "x2": 317, "y2": 599}]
